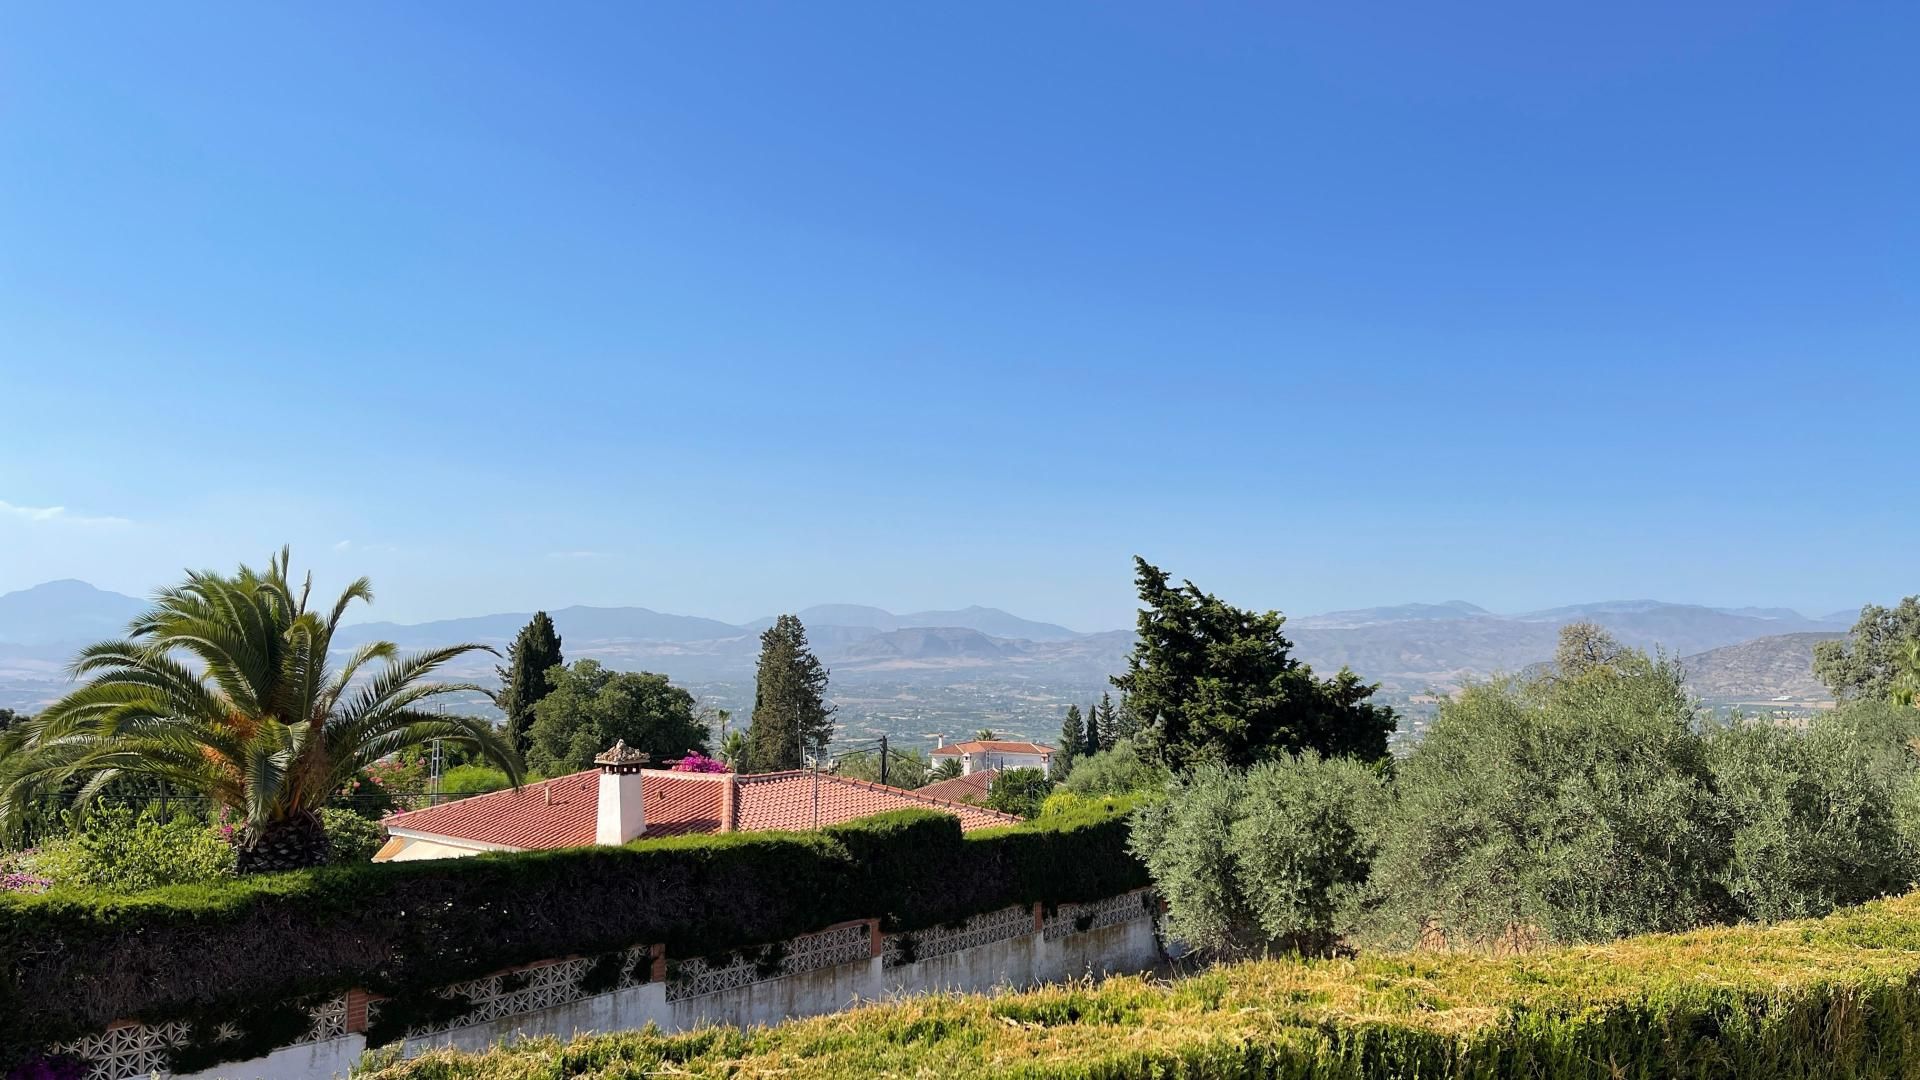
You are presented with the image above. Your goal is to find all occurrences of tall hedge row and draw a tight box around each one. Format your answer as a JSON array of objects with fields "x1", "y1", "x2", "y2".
[{"x1": 0, "y1": 804, "x2": 1145, "y2": 1063}]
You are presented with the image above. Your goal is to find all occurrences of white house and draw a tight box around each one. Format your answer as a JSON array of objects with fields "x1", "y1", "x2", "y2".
[{"x1": 929, "y1": 739, "x2": 1055, "y2": 778}]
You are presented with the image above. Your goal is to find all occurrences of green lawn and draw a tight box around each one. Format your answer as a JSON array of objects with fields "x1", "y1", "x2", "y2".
[{"x1": 359, "y1": 890, "x2": 1920, "y2": 1079}]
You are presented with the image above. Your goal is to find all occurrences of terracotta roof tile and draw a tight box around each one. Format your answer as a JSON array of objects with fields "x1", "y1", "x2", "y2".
[
  {"x1": 930, "y1": 740, "x2": 1054, "y2": 756},
  {"x1": 735, "y1": 771, "x2": 1020, "y2": 832},
  {"x1": 384, "y1": 767, "x2": 1017, "y2": 852},
  {"x1": 384, "y1": 770, "x2": 725, "y2": 849},
  {"x1": 914, "y1": 769, "x2": 999, "y2": 804}
]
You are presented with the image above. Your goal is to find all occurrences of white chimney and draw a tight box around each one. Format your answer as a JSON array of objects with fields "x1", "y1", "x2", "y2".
[{"x1": 594, "y1": 741, "x2": 649, "y2": 844}]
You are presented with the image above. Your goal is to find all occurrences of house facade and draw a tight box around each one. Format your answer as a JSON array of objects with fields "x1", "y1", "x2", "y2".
[
  {"x1": 376, "y1": 742, "x2": 1018, "y2": 862},
  {"x1": 928, "y1": 739, "x2": 1055, "y2": 777}
]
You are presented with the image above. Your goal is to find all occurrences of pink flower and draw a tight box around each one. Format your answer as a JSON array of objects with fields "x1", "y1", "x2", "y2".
[{"x1": 669, "y1": 752, "x2": 729, "y2": 773}]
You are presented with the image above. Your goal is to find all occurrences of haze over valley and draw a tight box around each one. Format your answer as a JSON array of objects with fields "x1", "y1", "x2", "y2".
[{"x1": 0, "y1": 579, "x2": 1858, "y2": 747}]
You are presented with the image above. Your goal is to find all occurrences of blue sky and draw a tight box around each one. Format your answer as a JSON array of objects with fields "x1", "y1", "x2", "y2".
[{"x1": 1, "y1": 3, "x2": 1913, "y2": 630}]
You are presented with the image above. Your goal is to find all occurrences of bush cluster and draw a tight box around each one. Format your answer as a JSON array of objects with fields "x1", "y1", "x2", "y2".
[
  {"x1": 26, "y1": 806, "x2": 235, "y2": 892},
  {"x1": 0, "y1": 802, "x2": 1145, "y2": 1065},
  {"x1": 361, "y1": 890, "x2": 1920, "y2": 1080},
  {"x1": 1137, "y1": 640, "x2": 1920, "y2": 955},
  {"x1": 1131, "y1": 754, "x2": 1385, "y2": 956}
]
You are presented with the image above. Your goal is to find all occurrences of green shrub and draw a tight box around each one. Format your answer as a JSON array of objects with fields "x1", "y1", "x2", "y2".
[
  {"x1": 319, "y1": 809, "x2": 387, "y2": 865},
  {"x1": 437, "y1": 765, "x2": 513, "y2": 797},
  {"x1": 1131, "y1": 754, "x2": 1383, "y2": 956},
  {"x1": 1060, "y1": 737, "x2": 1167, "y2": 797},
  {"x1": 358, "y1": 890, "x2": 1920, "y2": 1080},
  {"x1": 1037, "y1": 790, "x2": 1141, "y2": 819},
  {"x1": 1356, "y1": 651, "x2": 1736, "y2": 948},
  {"x1": 30, "y1": 806, "x2": 234, "y2": 892},
  {"x1": 982, "y1": 767, "x2": 1051, "y2": 819},
  {"x1": 0, "y1": 801, "x2": 1144, "y2": 1065},
  {"x1": 1706, "y1": 707, "x2": 1918, "y2": 922}
]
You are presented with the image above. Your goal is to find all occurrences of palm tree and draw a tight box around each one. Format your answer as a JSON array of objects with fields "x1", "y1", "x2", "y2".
[
  {"x1": 717, "y1": 729, "x2": 749, "y2": 770},
  {"x1": 0, "y1": 549, "x2": 521, "y2": 872}
]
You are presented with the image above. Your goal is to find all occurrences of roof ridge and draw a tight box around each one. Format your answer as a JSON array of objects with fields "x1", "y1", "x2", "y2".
[{"x1": 819, "y1": 771, "x2": 1021, "y2": 823}]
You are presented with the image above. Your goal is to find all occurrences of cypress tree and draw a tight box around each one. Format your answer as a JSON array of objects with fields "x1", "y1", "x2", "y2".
[
  {"x1": 743, "y1": 614, "x2": 836, "y2": 772},
  {"x1": 1055, "y1": 705, "x2": 1084, "y2": 779},
  {"x1": 496, "y1": 612, "x2": 564, "y2": 756},
  {"x1": 1094, "y1": 692, "x2": 1119, "y2": 751}
]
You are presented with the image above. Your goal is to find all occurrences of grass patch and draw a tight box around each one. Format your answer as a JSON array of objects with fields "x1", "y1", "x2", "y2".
[{"x1": 362, "y1": 891, "x2": 1920, "y2": 1079}]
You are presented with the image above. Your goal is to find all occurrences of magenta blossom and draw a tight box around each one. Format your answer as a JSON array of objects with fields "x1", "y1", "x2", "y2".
[
  {"x1": 0, "y1": 872, "x2": 51, "y2": 894},
  {"x1": 669, "y1": 753, "x2": 730, "y2": 773}
]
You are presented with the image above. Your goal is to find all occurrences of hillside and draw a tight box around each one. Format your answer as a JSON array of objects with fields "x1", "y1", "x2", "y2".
[
  {"x1": 1679, "y1": 632, "x2": 1844, "y2": 704},
  {"x1": 0, "y1": 580, "x2": 146, "y2": 645}
]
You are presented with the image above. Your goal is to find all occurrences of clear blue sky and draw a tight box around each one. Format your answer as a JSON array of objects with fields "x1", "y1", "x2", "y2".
[{"x1": 1, "y1": 3, "x2": 1913, "y2": 630}]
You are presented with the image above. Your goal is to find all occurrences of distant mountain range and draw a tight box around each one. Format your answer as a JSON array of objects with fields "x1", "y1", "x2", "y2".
[
  {"x1": 0, "y1": 580, "x2": 148, "y2": 646},
  {"x1": 0, "y1": 580, "x2": 1864, "y2": 713}
]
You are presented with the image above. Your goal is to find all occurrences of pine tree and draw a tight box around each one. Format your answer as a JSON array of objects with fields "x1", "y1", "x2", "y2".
[
  {"x1": 496, "y1": 612, "x2": 564, "y2": 756},
  {"x1": 1055, "y1": 705, "x2": 1084, "y2": 779},
  {"x1": 743, "y1": 614, "x2": 836, "y2": 772},
  {"x1": 1112, "y1": 557, "x2": 1395, "y2": 769},
  {"x1": 1094, "y1": 692, "x2": 1119, "y2": 750}
]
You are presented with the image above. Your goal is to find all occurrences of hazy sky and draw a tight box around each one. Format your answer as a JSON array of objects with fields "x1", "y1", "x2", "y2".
[{"x1": 1, "y1": 3, "x2": 1913, "y2": 631}]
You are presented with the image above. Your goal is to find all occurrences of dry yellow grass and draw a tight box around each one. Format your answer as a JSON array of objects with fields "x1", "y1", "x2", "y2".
[{"x1": 363, "y1": 892, "x2": 1920, "y2": 1079}]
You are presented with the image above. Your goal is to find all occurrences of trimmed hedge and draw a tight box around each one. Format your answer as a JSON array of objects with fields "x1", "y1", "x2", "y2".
[
  {"x1": 365, "y1": 890, "x2": 1920, "y2": 1079},
  {"x1": 0, "y1": 802, "x2": 1145, "y2": 1064}
]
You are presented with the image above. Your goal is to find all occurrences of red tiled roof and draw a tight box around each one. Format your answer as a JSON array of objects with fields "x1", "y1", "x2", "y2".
[
  {"x1": 914, "y1": 769, "x2": 999, "y2": 804},
  {"x1": 384, "y1": 770, "x2": 725, "y2": 850},
  {"x1": 734, "y1": 771, "x2": 1019, "y2": 832},
  {"x1": 930, "y1": 740, "x2": 1054, "y2": 756},
  {"x1": 383, "y1": 768, "x2": 1017, "y2": 852}
]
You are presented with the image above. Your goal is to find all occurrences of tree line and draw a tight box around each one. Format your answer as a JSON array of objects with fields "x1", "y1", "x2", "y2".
[{"x1": 1119, "y1": 597, "x2": 1920, "y2": 958}]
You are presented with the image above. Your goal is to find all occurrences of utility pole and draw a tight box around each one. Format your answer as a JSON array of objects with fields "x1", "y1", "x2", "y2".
[
  {"x1": 430, "y1": 703, "x2": 446, "y2": 803},
  {"x1": 879, "y1": 734, "x2": 889, "y2": 786}
]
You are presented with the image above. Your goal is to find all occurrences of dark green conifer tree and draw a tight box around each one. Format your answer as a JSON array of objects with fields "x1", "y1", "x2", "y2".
[
  {"x1": 496, "y1": 612, "x2": 564, "y2": 755},
  {"x1": 743, "y1": 614, "x2": 836, "y2": 772},
  {"x1": 1094, "y1": 692, "x2": 1119, "y2": 750},
  {"x1": 1055, "y1": 704, "x2": 1084, "y2": 778},
  {"x1": 1112, "y1": 557, "x2": 1395, "y2": 769}
]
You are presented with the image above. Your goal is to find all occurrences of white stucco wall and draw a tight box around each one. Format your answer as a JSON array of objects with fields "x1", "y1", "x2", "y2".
[
  {"x1": 407, "y1": 909, "x2": 1159, "y2": 1062},
  {"x1": 172, "y1": 1033, "x2": 367, "y2": 1080},
  {"x1": 126, "y1": 897, "x2": 1161, "y2": 1079}
]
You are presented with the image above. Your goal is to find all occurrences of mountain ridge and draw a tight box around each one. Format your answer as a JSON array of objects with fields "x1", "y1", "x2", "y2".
[{"x1": 0, "y1": 581, "x2": 1861, "y2": 708}]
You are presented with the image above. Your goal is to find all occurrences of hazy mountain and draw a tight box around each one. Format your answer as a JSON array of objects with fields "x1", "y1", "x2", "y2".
[
  {"x1": 337, "y1": 605, "x2": 747, "y2": 648},
  {"x1": 1292, "y1": 601, "x2": 1489, "y2": 629},
  {"x1": 0, "y1": 580, "x2": 147, "y2": 645},
  {"x1": 1718, "y1": 606, "x2": 1818, "y2": 622},
  {"x1": 778, "y1": 605, "x2": 901, "y2": 631},
  {"x1": 0, "y1": 581, "x2": 1864, "y2": 718},
  {"x1": 762, "y1": 604, "x2": 1080, "y2": 641},
  {"x1": 896, "y1": 606, "x2": 1081, "y2": 641},
  {"x1": 838, "y1": 627, "x2": 1013, "y2": 664},
  {"x1": 1679, "y1": 632, "x2": 1845, "y2": 703},
  {"x1": 1508, "y1": 601, "x2": 1847, "y2": 659}
]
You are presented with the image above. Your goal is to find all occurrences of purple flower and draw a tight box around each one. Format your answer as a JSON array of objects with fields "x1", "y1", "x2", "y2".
[
  {"x1": 669, "y1": 753, "x2": 730, "y2": 773},
  {"x1": 0, "y1": 871, "x2": 51, "y2": 894},
  {"x1": 7, "y1": 1053, "x2": 86, "y2": 1080}
]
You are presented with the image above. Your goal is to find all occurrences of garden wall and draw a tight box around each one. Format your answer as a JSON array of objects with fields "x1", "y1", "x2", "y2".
[{"x1": 54, "y1": 889, "x2": 1160, "y2": 1080}]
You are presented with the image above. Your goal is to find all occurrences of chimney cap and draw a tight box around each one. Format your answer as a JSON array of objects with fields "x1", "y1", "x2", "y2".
[{"x1": 595, "y1": 740, "x2": 650, "y2": 772}]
